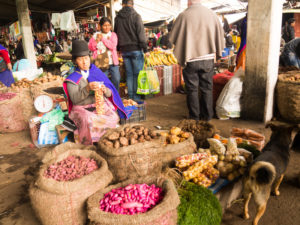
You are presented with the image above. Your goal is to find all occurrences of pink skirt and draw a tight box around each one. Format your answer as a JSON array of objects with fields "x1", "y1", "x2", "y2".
[{"x1": 70, "y1": 98, "x2": 119, "y2": 145}]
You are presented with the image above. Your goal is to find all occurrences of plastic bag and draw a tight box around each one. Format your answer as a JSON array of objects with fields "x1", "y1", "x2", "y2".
[
  {"x1": 38, "y1": 122, "x2": 59, "y2": 145},
  {"x1": 40, "y1": 105, "x2": 67, "y2": 131},
  {"x1": 146, "y1": 68, "x2": 160, "y2": 94},
  {"x1": 216, "y1": 68, "x2": 244, "y2": 120},
  {"x1": 137, "y1": 70, "x2": 150, "y2": 95}
]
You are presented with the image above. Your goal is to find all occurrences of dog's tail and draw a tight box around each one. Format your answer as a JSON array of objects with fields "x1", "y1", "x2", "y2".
[{"x1": 250, "y1": 161, "x2": 276, "y2": 186}]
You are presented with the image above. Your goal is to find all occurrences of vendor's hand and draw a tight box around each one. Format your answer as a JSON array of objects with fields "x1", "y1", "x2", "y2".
[
  {"x1": 7, "y1": 63, "x2": 12, "y2": 71},
  {"x1": 89, "y1": 82, "x2": 106, "y2": 91}
]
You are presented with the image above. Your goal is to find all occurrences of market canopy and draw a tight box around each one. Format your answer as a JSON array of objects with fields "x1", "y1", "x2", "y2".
[{"x1": 0, "y1": 0, "x2": 111, "y2": 25}]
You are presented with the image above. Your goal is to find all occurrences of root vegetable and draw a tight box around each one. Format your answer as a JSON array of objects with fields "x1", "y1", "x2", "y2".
[
  {"x1": 120, "y1": 130, "x2": 125, "y2": 137},
  {"x1": 181, "y1": 132, "x2": 190, "y2": 138},
  {"x1": 99, "y1": 183, "x2": 163, "y2": 215},
  {"x1": 130, "y1": 137, "x2": 137, "y2": 145},
  {"x1": 170, "y1": 127, "x2": 181, "y2": 135},
  {"x1": 119, "y1": 137, "x2": 129, "y2": 146},
  {"x1": 105, "y1": 140, "x2": 114, "y2": 147},
  {"x1": 114, "y1": 140, "x2": 120, "y2": 149},
  {"x1": 108, "y1": 132, "x2": 120, "y2": 141},
  {"x1": 138, "y1": 136, "x2": 145, "y2": 142},
  {"x1": 44, "y1": 155, "x2": 98, "y2": 181},
  {"x1": 180, "y1": 138, "x2": 186, "y2": 142},
  {"x1": 145, "y1": 135, "x2": 151, "y2": 141},
  {"x1": 143, "y1": 128, "x2": 149, "y2": 136}
]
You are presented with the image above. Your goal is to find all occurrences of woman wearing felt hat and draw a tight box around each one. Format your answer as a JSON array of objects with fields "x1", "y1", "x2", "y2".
[{"x1": 63, "y1": 40, "x2": 127, "y2": 145}]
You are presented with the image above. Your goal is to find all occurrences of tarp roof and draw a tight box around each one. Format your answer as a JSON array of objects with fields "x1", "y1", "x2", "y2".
[{"x1": 0, "y1": 0, "x2": 110, "y2": 25}]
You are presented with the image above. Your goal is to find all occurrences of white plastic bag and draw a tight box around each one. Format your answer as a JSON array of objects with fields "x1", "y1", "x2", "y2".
[
  {"x1": 60, "y1": 11, "x2": 77, "y2": 32},
  {"x1": 216, "y1": 68, "x2": 244, "y2": 120}
]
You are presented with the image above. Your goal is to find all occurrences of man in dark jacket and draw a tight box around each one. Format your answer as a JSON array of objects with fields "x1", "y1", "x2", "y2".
[
  {"x1": 282, "y1": 18, "x2": 295, "y2": 43},
  {"x1": 280, "y1": 37, "x2": 300, "y2": 68},
  {"x1": 114, "y1": 0, "x2": 148, "y2": 101}
]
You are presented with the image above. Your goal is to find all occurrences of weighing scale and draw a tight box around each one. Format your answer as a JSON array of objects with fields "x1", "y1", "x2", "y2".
[{"x1": 34, "y1": 95, "x2": 54, "y2": 116}]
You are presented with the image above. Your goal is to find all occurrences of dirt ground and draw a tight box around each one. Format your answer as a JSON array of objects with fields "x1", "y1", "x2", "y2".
[{"x1": 0, "y1": 93, "x2": 299, "y2": 225}]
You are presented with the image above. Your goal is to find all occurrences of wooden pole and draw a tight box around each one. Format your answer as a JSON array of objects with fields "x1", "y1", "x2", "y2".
[
  {"x1": 16, "y1": 0, "x2": 37, "y2": 70},
  {"x1": 110, "y1": 0, "x2": 116, "y2": 29},
  {"x1": 242, "y1": 0, "x2": 282, "y2": 122}
]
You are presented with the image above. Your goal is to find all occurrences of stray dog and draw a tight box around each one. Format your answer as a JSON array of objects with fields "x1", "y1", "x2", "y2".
[{"x1": 243, "y1": 122, "x2": 299, "y2": 225}]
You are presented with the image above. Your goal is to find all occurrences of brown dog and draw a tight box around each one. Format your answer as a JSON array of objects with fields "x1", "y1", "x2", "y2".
[{"x1": 243, "y1": 122, "x2": 299, "y2": 225}]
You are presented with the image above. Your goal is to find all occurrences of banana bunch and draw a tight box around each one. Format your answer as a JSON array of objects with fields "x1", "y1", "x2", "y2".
[{"x1": 145, "y1": 52, "x2": 178, "y2": 66}]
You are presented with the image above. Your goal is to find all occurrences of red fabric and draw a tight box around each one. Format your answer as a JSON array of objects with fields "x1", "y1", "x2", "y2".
[
  {"x1": 172, "y1": 64, "x2": 182, "y2": 93},
  {"x1": 213, "y1": 70, "x2": 234, "y2": 108},
  {"x1": 154, "y1": 66, "x2": 164, "y2": 97},
  {"x1": 0, "y1": 50, "x2": 11, "y2": 64}
]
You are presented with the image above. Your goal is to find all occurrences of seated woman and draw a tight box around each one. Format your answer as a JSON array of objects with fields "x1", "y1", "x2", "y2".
[
  {"x1": 0, "y1": 43, "x2": 14, "y2": 87},
  {"x1": 63, "y1": 40, "x2": 127, "y2": 145}
]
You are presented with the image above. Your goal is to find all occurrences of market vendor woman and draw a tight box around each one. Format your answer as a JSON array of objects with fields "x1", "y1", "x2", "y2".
[
  {"x1": 0, "y1": 43, "x2": 14, "y2": 87},
  {"x1": 63, "y1": 40, "x2": 127, "y2": 145}
]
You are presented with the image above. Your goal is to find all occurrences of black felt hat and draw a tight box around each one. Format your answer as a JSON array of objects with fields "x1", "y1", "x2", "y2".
[{"x1": 71, "y1": 40, "x2": 89, "y2": 57}]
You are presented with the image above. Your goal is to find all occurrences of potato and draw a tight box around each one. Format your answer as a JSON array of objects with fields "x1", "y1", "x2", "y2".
[
  {"x1": 108, "y1": 132, "x2": 120, "y2": 141},
  {"x1": 138, "y1": 136, "x2": 145, "y2": 142},
  {"x1": 104, "y1": 140, "x2": 114, "y2": 148},
  {"x1": 227, "y1": 173, "x2": 235, "y2": 181},
  {"x1": 130, "y1": 137, "x2": 137, "y2": 145},
  {"x1": 160, "y1": 132, "x2": 169, "y2": 137},
  {"x1": 225, "y1": 163, "x2": 234, "y2": 173},
  {"x1": 113, "y1": 140, "x2": 120, "y2": 149},
  {"x1": 219, "y1": 167, "x2": 228, "y2": 177},
  {"x1": 149, "y1": 130, "x2": 157, "y2": 138},
  {"x1": 170, "y1": 135, "x2": 180, "y2": 144},
  {"x1": 124, "y1": 127, "x2": 130, "y2": 133},
  {"x1": 170, "y1": 126, "x2": 181, "y2": 135},
  {"x1": 120, "y1": 130, "x2": 125, "y2": 137},
  {"x1": 181, "y1": 132, "x2": 190, "y2": 138},
  {"x1": 143, "y1": 128, "x2": 149, "y2": 136},
  {"x1": 219, "y1": 154, "x2": 225, "y2": 161},
  {"x1": 129, "y1": 128, "x2": 136, "y2": 134},
  {"x1": 119, "y1": 137, "x2": 128, "y2": 146},
  {"x1": 137, "y1": 130, "x2": 143, "y2": 136},
  {"x1": 180, "y1": 138, "x2": 186, "y2": 142},
  {"x1": 130, "y1": 133, "x2": 138, "y2": 140},
  {"x1": 217, "y1": 161, "x2": 225, "y2": 170},
  {"x1": 225, "y1": 154, "x2": 233, "y2": 162},
  {"x1": 145, "y1": 135, "x2": 151, "y2": 141}
]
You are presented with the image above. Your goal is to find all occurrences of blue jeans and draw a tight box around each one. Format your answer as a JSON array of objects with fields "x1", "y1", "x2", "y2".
[
  {"x1": 281, "y1": 51, "x2": 300, "y2": 68},
  {"x1": 122, "y1": 51, "x2": 144, "y2": 100},
  {"x1": 104, "y1": 65, "x2": 121, "y2": 92}
]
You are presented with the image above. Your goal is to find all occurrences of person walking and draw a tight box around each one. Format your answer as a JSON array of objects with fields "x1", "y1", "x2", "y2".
[
  {"x1": 169, "y1": 0, "x2": 224, "y2": 121},
  {"x1": 114, "y1": 0, "x2": 149, "y2": 101},
  {"x1": 88, "y1": 17, "x2": 121, "y2": 91},
  {"x1": 0, "y1": 43, "x2": 14, "y2": 87},
  {"x1": 280, "y1": 37, "x2": 300, "y2": 68}
]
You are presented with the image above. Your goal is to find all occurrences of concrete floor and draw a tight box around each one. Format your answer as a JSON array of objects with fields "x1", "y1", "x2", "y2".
[{"x1": 0, "y1": 93, "x2": 299, "y2": 225}]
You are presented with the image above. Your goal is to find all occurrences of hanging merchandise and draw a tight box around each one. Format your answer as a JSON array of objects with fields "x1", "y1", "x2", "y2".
[
  {"x1": 60, "y1": 10, "x2": 77, "y2": 32},
  {"x1": 51, "y1": 13, "x2": 61, "y2": 29},
  {"x1": 9, "y1": 21, "x2": 21, "y2": 38}
]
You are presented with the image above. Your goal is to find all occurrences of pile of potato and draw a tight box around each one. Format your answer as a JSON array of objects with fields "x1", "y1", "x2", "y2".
[
  {"x1": 160, "y1": 127, "x2": 190, "y2": 145},
  {"x1": 206, "y1": 137, "x2": 252, "y2": 181},
  {"x1": 283, "y1": 74, "x2": 300, "y2": 82},
  {"x1": 102, "y1": 125, "x2": 160, "y2": 149},
  {"x1": 122, "y1": 99, "x2": 138, "y2": 107}
]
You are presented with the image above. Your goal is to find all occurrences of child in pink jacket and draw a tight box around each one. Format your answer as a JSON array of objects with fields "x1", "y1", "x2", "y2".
[{"x1": 88, "y1": 17, "x2": 120, "y2": 91}]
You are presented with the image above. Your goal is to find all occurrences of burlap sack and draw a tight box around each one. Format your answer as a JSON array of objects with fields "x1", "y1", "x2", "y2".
[
  {"x1": 97, "y1": 124, "x2": 163, "y2": 183},
  {"x1": 87, "y1": 177, "x2": 180, "y2": 225},
  {"x1": 157, "y1": 131, "x2": 197, "y2": 168},
  {"x1": 29, "y1": 146, "x2": 113, "y2": 225},
  {"x1": 0, "y1": 92, "x2": 27, "y2": 133},
  {"x1": 0, "y1": 87, "x2": 36, "y2": 127},
  {"x1": 30, "y1": 79, "x2": 64, "y2": 100}
]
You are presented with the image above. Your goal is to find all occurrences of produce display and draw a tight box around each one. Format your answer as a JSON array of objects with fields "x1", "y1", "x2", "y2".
[
  {"x1": 122, "y1": 99, "x2": 138, "y2": 107},
  {"x1": 207, "y1": 137, "x2": 251, "y2": 181},
  {"x1": 0, "y1": 73, "x2": 64, "y2": 89},
  {"x1": 95, "y1": 84, "x2": 105, "y2": 115},
  {"x1": 279, "y1": 73, "x2": 300, "y2": 82},
  {"x1": 230, "y1": 127, "x2": 265, "y2": 151},
  {"x1": 160, "y1": 127, "x2": 190, "y2": 144},
  {"x1": 99, "y1": 183, "x2": 163, "y2": 215},
  {"x1": 175, "y1": 153, "x2": 209, "y2": 168},
  {"x1": 177, "y1": 181, "x2": 222, "y2": 225},
  {"x1": 102, "y1": 125, "x2": 160, "y2": 149},
  {"x1": 145, "y1": 51, "x2": 178, "y2": 66},
  {"x1": 44, "y1": 155, "x2": 98, "y2": 181},
  {"x1": 177, "y1": 119, "x2": 217, "y2": 148}
]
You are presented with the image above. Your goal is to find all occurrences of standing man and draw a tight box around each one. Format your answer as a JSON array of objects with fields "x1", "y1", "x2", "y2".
[
  {"x1": 282, "y1": 18, "x2": 295, "y2": 43},
  {"x1": 114, "y1": 0, "x2": 148, "y2": 101},
  {"x1": 169, "y1": 0, "x2": 224, "y2": 121}
]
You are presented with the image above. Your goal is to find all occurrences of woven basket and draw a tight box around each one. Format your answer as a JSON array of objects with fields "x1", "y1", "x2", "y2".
[{"x1": 276, "y1": 73, "x2": 300, "y2": 123}]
